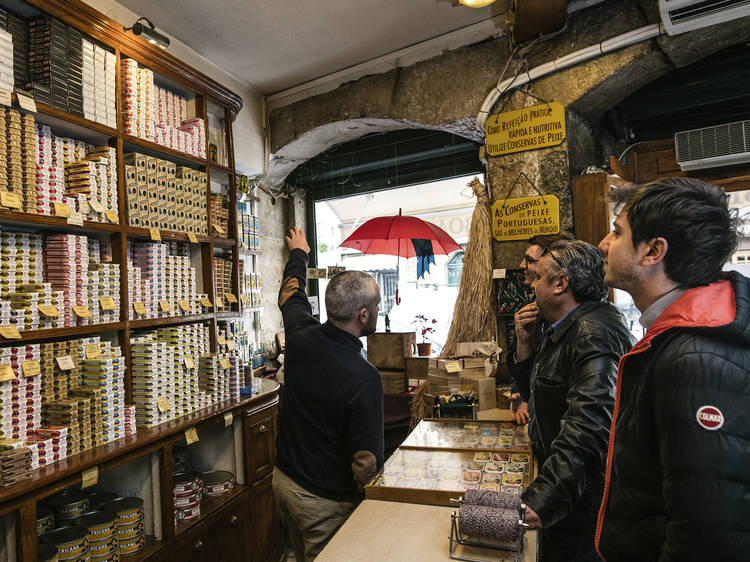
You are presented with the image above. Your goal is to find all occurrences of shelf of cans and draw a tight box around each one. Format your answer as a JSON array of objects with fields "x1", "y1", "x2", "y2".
[
  {"x1": 237, "y1": 198, "x2": 260, "y2": 252},
  {"x1": 173, "y1": 469, "x2": 236, "y2": 528},
  {"x1": 209, "y1": 192, "x2": 230, "y2": 238},
  {"x1": 240, "y1": 268, "x2": 262, "y2": 309},
  {"x1": 0, "y1": 336, "x2": 132, "y2": 478},
  {"x1": 37, "y1": 488, "x2": 147, "y2": 559},
  {"x1": 124, "y1": 151, "x2": 209, "y2": 234},
  {"x1": 127, "y1": 240, "x2": 204, "y2": 321},
  {"x1": 213, "y1": 255, "x2": 234, "y2": 311},
  {"x1": 121, "y1": 58, "x2": 206, "y2": 160},
  {"x1": 221, "y1": 318, "x2": 264, "y2": 370},
  {"x1": 131, "y1": 322, "x2": 240, "y2": 428},
  {"x1": 0, "y1": 231, "x2": 120, "y2": 332}
]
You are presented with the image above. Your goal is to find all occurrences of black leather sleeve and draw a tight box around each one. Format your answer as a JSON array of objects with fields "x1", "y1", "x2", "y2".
[{"x1": 507, "y1": 352, "x2": 533, "y2": 402}]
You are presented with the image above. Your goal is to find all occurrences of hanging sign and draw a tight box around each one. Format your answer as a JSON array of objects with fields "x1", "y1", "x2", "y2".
[
  {"x1": 485, "y1": 102, "x2": 565, "y2": 156},
  {"x1": 491, "y1": 195, "x2": 560, "y2": 241}
]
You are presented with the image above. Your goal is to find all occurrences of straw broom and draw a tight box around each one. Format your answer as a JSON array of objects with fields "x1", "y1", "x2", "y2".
[{"x1": 440, "y1": 177, "x2": 494, "y2": 357}]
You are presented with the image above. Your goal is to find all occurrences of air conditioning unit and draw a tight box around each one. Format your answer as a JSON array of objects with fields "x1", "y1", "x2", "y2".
[
  {"x1": 659, "y1": 0, "x2": 750, "y2": 36},
  {"x1": 675, "y1": 120, "x2": 750, "y2": 171}
]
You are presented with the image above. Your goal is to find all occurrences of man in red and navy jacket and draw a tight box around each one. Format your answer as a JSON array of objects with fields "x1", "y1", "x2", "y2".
[{"x1": 595, "y1": 178, "x2": 750, "y2": 562}]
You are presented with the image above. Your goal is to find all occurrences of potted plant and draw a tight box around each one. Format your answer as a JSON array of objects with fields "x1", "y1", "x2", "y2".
[{"x1": 412, "y1": 314, "x2": 437, "y2": 356}]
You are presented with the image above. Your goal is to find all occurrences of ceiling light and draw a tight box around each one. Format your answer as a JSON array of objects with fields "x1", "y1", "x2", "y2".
[
  {"x1": 126, "y1": 17, "x2": 170, "y2": 50},
  {"x1": 458, "y1": 0, "x2": 497, "y2": 7}
]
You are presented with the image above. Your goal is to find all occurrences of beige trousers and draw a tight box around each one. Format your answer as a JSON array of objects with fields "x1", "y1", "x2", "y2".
[{"x1": 272, "y1": 467, "x2": 356, "y2": 561}]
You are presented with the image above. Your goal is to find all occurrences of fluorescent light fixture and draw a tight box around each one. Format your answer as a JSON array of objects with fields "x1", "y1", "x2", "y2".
[
  {"x1": 126, "y1": 17, "x2": 170, "y2": 50},
  {"x1": 458, "y1": 0, "x2": 497, "y2": 7}
]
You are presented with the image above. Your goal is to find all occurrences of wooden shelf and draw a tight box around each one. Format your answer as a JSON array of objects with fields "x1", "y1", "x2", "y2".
[
  {"x1": 208, "y1": 161, "x2": 234, "y2": 174},
  {"x1": 216, "y1": 311, "x2": 240, "y2": 321},
  {"x1": 129, "y1": 314, "x2": 214, "y2": 330},
  {"x1": 121, "y1": 536, "x2": 166, "y2": 561},
  {"x1": 3, "y1": 321, "x2": 125, "y2": 344},
  {"x1": 0, "y1": 210, "x2": 121, "y2": 234},
  {"x1": 123, "y1": 134, "x2": 209, "y2": 168},
  {"x1": 126, "y1": 226, "x2": 211, "y2": 243},
  {"x1": 175, "y1": 485, "x2": 248, "y2": 536},
  {"x1": 212, "y1": 237, "x2": 236, "y2": 248},
  {"x1": 239, "y1": 248, "x2": 262, "y2": 256},
  {"x1": 35, "y1": 100, "x2": 119, "y2": 138}
]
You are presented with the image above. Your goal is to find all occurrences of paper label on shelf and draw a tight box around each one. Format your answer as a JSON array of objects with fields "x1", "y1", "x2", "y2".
[
  {"x1": 53, "y1": 202, "x2": 71, "y2": 218},
  {"x1": 72, "y1": 305, "x2": 92, "y2": 318},
  {"x1": 0, "y1": 191, "x2": 22, "y2": 209},
  {"x1": 216, "y1": 294, "x2": 224, "y2": 306},
  {"x1": 225, "y1": 293, "x2": 238, "y2": 304},
  {"x1": 15, "y1": 92, "x2": 36, "y2": 113},
  {"x1": 99, "y1": 296, "x2": 116, "y2": 311},
  {"x1": 149, "y1": 228, "x2": 161, "y2": 241},
  {"x1": 67, "y1": 212, "x2": 84, "y2": 226},
  {"x1": 88, "y1": 198, "x2": 104, "y2": 213},
  {"x1": 445, "y1": 360, "x2": 462, "y2": 373},
  {"x1": 157, "y1": 398, "x2": 171, "y2": 413},
  {"x1": 0, "y1": 88, "x2": 11, "y2": 107},
  {"x1": 212, "y1": 223, "x2": 226, "y2": 235},
  {"x1": 0, "y1": 325, "x2": 21, "y2": 339},
  {"x1": 105, "y1": 210, "x2": 119, "y2": 223},
  {"x1": 187, "y1": 232, "x2": 199, "y2": 243},
  {"x1": 38, "y1": 305, "x2": 60, "y2": 317},
  {"x1": 227, "y1": 341, "x2": 237, "y2": 351},
  {"x1": 0, "y1": 364, "x2": 15, "y2": 382},
  {"x1": 81, "y1": 466, "x2": 98, "y2": 489},
  {"x1": 133, "y1": 302, "x2": 147, "y2": 315},
  {"x1": 56, "y1": 355, "x2": 75, "y2": 370},
  {"x1": 217, "y1": 335, "x2": 227, "y2": 345},
  {"x1": 178, "y1": 300, "x2": 191, "y2": 312},
  {"x1": 223, "y1": 412, "x2": 233, "y2": 427},
  {"x1": 159, "y1": 300, "x2": 171, "y2": 312},
  {"x1": 185, "y1": 427, "x2": 199, "y2": 445},
  {"x1": 184, "y1": 357, "x2": 195, "y2": 369},
  {"x1": 21, "y1": 360, "x2": 40, "y2": 378},
  {"x1": 85, "y1": 343, "x2": 101, "y2": 359},
  {"x1": 241, "y1": 242, "x2": 248, "y2": 251},
  {"x1": 240, "y1": 295, "x2": 249, "y2": 306},
  {"x1": 200, "y1": 298, "x2": 212, "y2": 308},
  {"x1": 219, "y1": 358, "x2": 232, "y2": 369}
]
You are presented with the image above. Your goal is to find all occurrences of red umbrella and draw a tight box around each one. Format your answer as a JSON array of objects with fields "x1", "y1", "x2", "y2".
[{"x1": 340, "y1": 209, "x2": 461, "y2": 304}]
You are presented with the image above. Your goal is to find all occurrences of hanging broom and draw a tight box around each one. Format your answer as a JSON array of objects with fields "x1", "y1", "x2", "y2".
[{"x1": 440, "y1": 177, "x2": 494, "y2": 357}]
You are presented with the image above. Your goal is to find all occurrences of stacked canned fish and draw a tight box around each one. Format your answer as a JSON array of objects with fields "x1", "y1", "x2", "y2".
[{"x1": 173, "y1": 471, "x2": 202, "y2": 525}]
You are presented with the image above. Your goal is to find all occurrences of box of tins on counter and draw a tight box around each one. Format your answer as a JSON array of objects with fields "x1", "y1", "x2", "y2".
[
  {"x1": 400, "y1": 419, "x2": 531, "y2": 452},
  {"x1": 37, "y1": 488, "x2": 146, "y2": 560},
  {"x1": 173, "y1": 469, "x2": 235, "y2": 527},
  {"x1": 365, "y1": 448, "x2": 533, "y2": 507}
]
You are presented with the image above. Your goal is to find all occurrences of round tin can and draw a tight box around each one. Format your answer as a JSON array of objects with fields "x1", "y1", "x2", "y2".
[
  {"x1": 85, "y1": 492, "x2": 118, "y2": 511},
  {"x1": 87, "y1": 535, "x2": 118, "y2": 558},
  {"x1": 39, "y1": 526, "x2": 89, "y2": 559},
  {"x1": 174, "y1": 503, "x2": 200, "y2": 523},
  {"x1": 173, "y1": 492, "x2": 200, "y2": 509},
  {"x1": 100, "y1": 498, "x2": 143, "y2": 526},
  {"x1": 46, "y1": 491, "x2": 90, "y2": 522},
  {"x1": 76, "y1": 511, "x2": 117, "y2": 542},
  {"x1": 37, "y1": 505, "x2": 55, "y2": 535},
  {"x1": 201, "y1": 471, "x2": 234, "y2": 496},
  {"x1": 37, "y1": 543, "x2": 59, "y2": 562},
  {"x1": 118, "y1": 534, "x2": 145, "y2": 555},
  {"x1": 116, "y1": 519, "x2": 144, "y2": 541},
  {"x1": 173, "y1": 471, "x2": 202, "y2": 494}
]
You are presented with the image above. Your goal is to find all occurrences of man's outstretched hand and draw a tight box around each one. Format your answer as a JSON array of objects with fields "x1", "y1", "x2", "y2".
[{"x1": 285, "y1": 227, "x2": 310, "y2": 253}]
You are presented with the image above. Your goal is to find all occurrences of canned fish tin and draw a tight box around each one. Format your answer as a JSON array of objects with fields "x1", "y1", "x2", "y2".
[
  {"x1": 201, "y1": 470, "x2": 234, "y2": 496},
  {"x1": 118, "y1": 534, "x2": 145, "y2": 555},
  {"x1": 87, "y1": 536, "x2": 118, "y2": 558},
  {"x1": 174, "y1": 503, "x2": 200, "y2": 523},
  {"x1": 45, "y1": 491, "x2": 90, "y2": 522},
  {"x1": 37, "y1": 504, "x2": 55, "y2": 535},
  {"x1": 172, "y1": 471, "x2": 201, "y2": 494},
  {"x1": 85, "y1": 492, "x2": 118, "y2": 511},
  {"x1": 39, "y1": 525, "x2": 89, "y2": 559},
  {"x1": 76, "y1": 511, "x2": 117, "y2": 542},
  {"x1": 116, "y1": 519, "x2": 144, "y2": 541},
  {"x1": 100, "y1": 497, "x2": 143, "y2": 526},
  {"x1": 174, "y1": 492, "x2": 200, "y2": 509}
]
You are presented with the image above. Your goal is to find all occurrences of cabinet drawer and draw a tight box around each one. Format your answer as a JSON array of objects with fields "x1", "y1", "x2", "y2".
[{"x1": 244, "y1": 406, "x2": 277, "y2": 483}]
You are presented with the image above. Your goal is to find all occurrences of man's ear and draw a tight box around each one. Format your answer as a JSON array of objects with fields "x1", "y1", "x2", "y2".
[
  {"x1": 553, "y1": 274, "x2": 569, "y2": 296},
  {"x1": 640, "y1": 237, "x2": 668, "y2": 267}
]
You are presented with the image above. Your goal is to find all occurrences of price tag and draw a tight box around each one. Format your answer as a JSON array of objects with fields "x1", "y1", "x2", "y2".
[
  {"x1": 223, "y1": 412, "x2": 233, "y2": 427},
  {"x1": 53, "y1": 202, "x2": 71, "y2": 218},
  {"x1": 81, "y1": 466, "x2": 98, "y2": 489},
  {"x1": 0, "y1": 88, "x2": 11, "y2": 107},
  {"x1": 15, "y1": 92, "x2": 37, "y2": 113},
  {"x1": 219, "y1": 358, "x2": 232, "y2": 369},
  {"x1": 21, "y1": 360, "x2": 40, "y2": 377},
  {"x1": 240, "y1": 295, "x2": 249, "y2": 306},
  {"x1": 133, "y1": 302, "x2": 147, "y2": 315},
  {"x1": 149, "y1": 228, "x2": 161, "y2": 241},
  {"x1": 0, "y1": 364, "x2": 15, "y2": 382},
  {"x1": 88, "y1": 198, "x2": 104, "y2": 213},
  {"x1": 38, "y1": 304, "x2": 60, "y2": 317},
  {"x1": 105, "y1": 210, "x2": 119, "y2": 223},
  {"x1": 216, "y1": 294, "x2": 224, "y2": 306},
  {"x1": 99, "y1": 296, "x2": 116, "y2": 311},
  {"x1": 184, "y1": 427, "x2": 199, "y2": 445},
  {"x1": 227, "y1": 340, "x2": 237, "y2": 351},
  {"x1": 157, "y1": 397, "x2": 171, "y2": 412},
  {"x1": 241, "y1": 241, "x2": 248, "y2": 251},
  {"x1": 217, "y1": 335, "x2": 227, "y2": 345},
  {"x1": 1, "y1": 191, "x2": 22, "y2": 209},
  {"x1": 187, "y1": 232, "x2": 199, "y2": 243},
  {"x1": 159, "y1": 300, "x2": 171, "y2": 312},
  {"x1": 56, "y1": 355, "x2": 75, "y2": 370},
  {"x1": 445, "y1": 360, "x2": 462, "y2": 373},
  {"x1": 212, "y1": 223, "x2": 226, "y2": 235},
  {"x1": 178, "y1": 299, "x2": 190, "y2": 312},
  {"x1": 184, "y1": 357, "x2": 195, "y2": 369},
  {"x1": 72, "y1": 305, "x2": 92, "y2": 318},
  {"x1": 225, "y1": 293, "x2": 238, "y2": 304},
  {"x1": 67, "y1": 212, "x2": 84, "y2": 226},
  {"x1": 200, "y1": 298, "x2": 212, "y2": 308},
  {"x1": 85, "y1": 344, "x2": 101, "y2": 359},
  {"x1": 0, "y1": 325, "x2": 21, "y2": 340}
]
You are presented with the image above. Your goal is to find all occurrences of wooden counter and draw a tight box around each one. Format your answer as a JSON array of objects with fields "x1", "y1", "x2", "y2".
[{"x1": 317, "y1": 499, "x2": 538, "y2": 562}]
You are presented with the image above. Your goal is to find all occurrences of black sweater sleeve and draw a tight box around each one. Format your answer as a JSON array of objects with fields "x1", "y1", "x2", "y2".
[{"x1": 278, "y1": 249, "x2": 319, "y2": 339}]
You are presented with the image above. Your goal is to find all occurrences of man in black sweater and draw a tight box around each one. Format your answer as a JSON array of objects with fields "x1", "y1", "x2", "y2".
[{"x1": 272, "y1": 227, "x2": 384, "y2": 562}]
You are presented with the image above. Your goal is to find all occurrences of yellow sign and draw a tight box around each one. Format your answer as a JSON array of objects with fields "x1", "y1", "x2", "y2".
[
  {"x1": 219, "y1": 358, "x2": 231, "y2": 369},
  {"x1": 187, "y1": 232, "x2": 199, "y2": 244},
  {"x1": 53, "y1": 202, "x2": 71, "y2": 217},
  {"x1": 0, "y1": 325, "x2": 21, "y2": 339},
  {"x1": 444, "y1": 360, "x2": 461, "y2": 373},
  {"x1": 85, "y1": 344, "x2": 101, "y2": 359},
  {"x1": 149, "y1": 228, "x2": 161, "y2": 241},
  {"x1": 184, "y1": 427, "x2": 199, "y2": 445},
  {"x1": 81, "y1": 466, "x2": 98, "y2": 489},
  {"x1": 240, "y1": 295, "x2": 249, "y2": 306},
  {"x1": 1, "y1": 191, "x2": 22, "y2": 209},
  {"x1": 67, "y1": 212, "x2": 84, "y2": 226},
  {"x1": 88, "y1": 198, "x2": 104, "y2": 213},
  {"x1": 56, "y1": 355, "x2": 75, "y2": 370},
  {"x1": 38, "y1": 305, "x2": 60, "y2": 317},
  {"x1": 200, "y1": 298, "x2": 212, "y2": 308},
  {"x1": 178, "y1": 300, "x2": 190, "y2": 312},
  {"x1": 21, "y1": 360, "x2": 40, "y2": 377},
  {"x1": 0, "y1": 364, "x2": 15, "y2": 382},
  {"x1": 159, "y1": 300, "x2": 171, "y2": 312},
  {"x1": 223, "y1": 412, "x2": 233, "y2": 427},
  {"x1": 16, "y1": 92, "x2": 37, "y2": 113},
  {"x1": 227, "y1": 341, "x2": 237, "y2": 351},
  {"x1": 72, "y1": 305, "x2": 92, "y2": 318},
  {"x1": 217, "y1": 335, "x2": 227, "y2": 346},
  {"x1": 99, "y1": 296, "x2": 116, "y2": 311},
  {"x1": 184, "y1": 357, "x2": 195, "y2": 369},
  {"x1": 485, "y1": 102, "x2": 566, "y2": 156},
  {"x1": 216, "y1": 294, "x2": 224, "y2": 306},
  {"x1": 133, "y1": 302, "x2": 147, "y2": 315},
  {"x1": 157, "y1": 398, "x2": 171, "y2": 412},
  {"x1": 105, "y1": 210, "x2": 119, "y2": 223},
  {"x1": 491, "y1": 194, "x2": 560, "y2": 241},
  {"x1": 225, "y1": 293, "x2": 238, "y2": 304}
]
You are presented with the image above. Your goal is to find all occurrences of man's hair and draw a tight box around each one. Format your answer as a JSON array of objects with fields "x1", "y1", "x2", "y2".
[
  {"x1": 608, "y1": 178, "x2": 739, "y2": 287},
  {"x1": 547, "y1": 239, "x2": 608, "y2": 302},
  {"x1": 527, "y1": 233, "x2": 570, "y2": 250},
  {"x1": 325, "y1": 270, "x2": 378, "y2": 322}
]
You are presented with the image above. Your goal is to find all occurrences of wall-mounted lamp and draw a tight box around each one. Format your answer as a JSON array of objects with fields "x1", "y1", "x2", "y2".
[
  {"x1": 458, "y1": 0, "x2": 497, "y2": 7},
  {"x1": 125, "y1": 17, "x2": 170, "y2": 50}
]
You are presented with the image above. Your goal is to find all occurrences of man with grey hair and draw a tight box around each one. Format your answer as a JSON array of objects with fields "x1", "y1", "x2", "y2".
[
  {"x1": 272, "y1": 227, "x2": 383, "y2": 562},
  {"x1": 509, "y1": 239, "x2": 633, "y2": 562}
]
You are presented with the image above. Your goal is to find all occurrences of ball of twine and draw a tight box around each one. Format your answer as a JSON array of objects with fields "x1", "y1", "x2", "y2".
[
  {"x1": 463, "y1": 489, "x2": 521, "y2": 510},
  {"x1": 458, "y1": 504, "x2": 519, "y2": 542}
]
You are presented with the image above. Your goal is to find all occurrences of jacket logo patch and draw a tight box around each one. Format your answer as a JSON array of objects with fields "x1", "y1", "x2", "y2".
[{"x1": 696, "y1": 405, "x2": 724, "y2": 431}]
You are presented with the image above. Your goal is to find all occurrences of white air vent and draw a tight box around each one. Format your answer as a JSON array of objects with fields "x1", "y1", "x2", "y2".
[
  {"x1": 659, "y1": 0, "x2": 750, "y2": 35},
  {"x1": 675, "y1": 120, "x2": 750, "y2": 171}
]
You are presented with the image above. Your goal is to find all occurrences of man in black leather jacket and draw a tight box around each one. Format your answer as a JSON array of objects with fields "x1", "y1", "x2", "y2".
[
  {"x1": 595, "y1": 178, "x2": 749, "y2": 562},
  {"x1": 509, "y1": 239, "x2": 634, "y2": 562}
]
